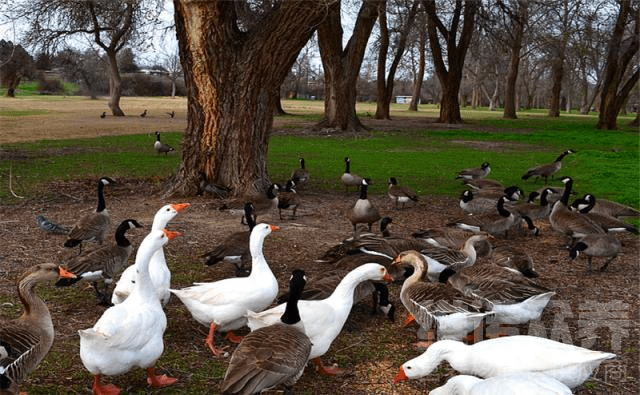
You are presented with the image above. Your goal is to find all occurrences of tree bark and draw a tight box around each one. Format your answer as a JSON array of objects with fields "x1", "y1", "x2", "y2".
[
  {"x1": 169, "y1": 1, "x2": 326, "y2": 197},
  {"x1": 423, "y1": 0, "x2": 478, "y2": 124},
  {"x1": 317, "y1": 0, "x2": 380, "y2": 132},
  {"x1": 105, "y1": 49, "x2": 124, "y2": 116},
  {"x1": 597, "y1": 0, "x2": 639, "y2": 130},
  {"x1": 502, "y1": 0, "x2": 527, "y2": 119},
  {"x1": 409, "y1": 27, "x2": 426, "y2": 111}
]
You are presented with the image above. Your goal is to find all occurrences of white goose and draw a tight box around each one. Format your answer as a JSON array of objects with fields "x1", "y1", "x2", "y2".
[
  {"x1": 111, "y1": 203, "x2": 190, "y2": 306},
  {"x1": 79, "y1": 229, "x2": 179, "y2": 395},
  {"x1": 394, "y1": 336, "x2": 616, "y2": 389},
  {"x1": 246, "y1": 263, "x2": 393, "y2": 375},
  {"x1": 170, "y1": 223, "x2": 279, "y2": 356},
  {"x1": 429, "y1": 373, "x2": 572, "y2": 395}
]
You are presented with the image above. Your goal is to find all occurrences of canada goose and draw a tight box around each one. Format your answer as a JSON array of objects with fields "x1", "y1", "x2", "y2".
[
  {"x1": 571, "y1": 194, "x2": 638, "y2": 234},
  {"x1": 167, "y1": 111, "x2": 175, "y2": 118},
  {"x1": 277, "y1": 179, "x2": 301, "y2": 220},
  {"x1": 569, "y1": 234, "x2": 623, "y2": 272},
  {"x1": 202, "y1": 202, "x2": 256, "y2": 276},
  {"x1": 314, "y1": 218, "x2": 394, "y2": 264},
  {"x1": 218, "y1": 184, "x2": 279, "y2": 220},
  {"x1": 521, "y1": 149, "x2": 575, "y2": 183},
  {"x1": 154, "y1": 131, "x2": 175, "y2": 155},
  {"x1": 79, "y1": 229, "x2": 179, "y2": 395},
  {"x1": 471, "y1": 185, "x2": 523, "y2": 202},
  {"x1": 170, "y1": 224, "x2": 280, "y2": 356},
  {"x1": 64, "y1": 177, "x2": 115, "y2": 252},
  {"x1": 340, "y1": 157, "x2": 363, "y2": 192},
  {"x1": 448, "y1": 196, "x2": 518, "y2": 237},
  {"x1": 387, "y1": 177, "x2": 418, "y2": 209},
  {"x1": 347, "y1": 178, "x2": 380, "y2": 235},
  {"x1": 36, "y1": 215, "x2": 70, "y2": 235},
  {"x1": 570, "y1": 194, "x2": 640, "y2": 218},
  {"x1": 489, "y1": 244, "x2": 539, "y2": 278},
  {"x1": 139, "y1": 109, "x2": 147, "y2": 117},
  {"x1": 391, "y1": 251, "x2": 492, "y2": 347},
  {"x1": 511, "y1": 188, "x2": 555, "y2": 220},
  {"x1": 100, "y1": 111, "x2": 106, "y2": 118},
  {"x1": 393, "y1": 335, "x2": 616, "y2": 388},
  {"x1": 549, "y1": 177, "x2": 604, "y2": 239},
  {"x1": 291, "y1": 157, "x2": 310, "y2": 188},
  {"x1": 456, "y1": 162, "x2": 490, "y2": 180},
  {"x1": 0, "y1": 264, "x2": 75, "y2": 395},
  {"x1": 411, "y1": 227, "x2": 493, "y2": 259},
  {"x1": 56, "y1": 219, "x2": 143, "y2": 306},
  {"x1": 221, "y1": 269, "x2": 311, "y2": 395},
  {"x1": 459, "y1": 189, "x2": 518, "y2": 215}
]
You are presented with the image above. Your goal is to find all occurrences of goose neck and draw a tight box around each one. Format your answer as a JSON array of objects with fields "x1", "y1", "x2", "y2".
[
  {"x1": 96, "y1": 180, "x2": 106, "y2": 212},
  {"x1": 344, "y1": 159, "x2": 351, "y2": 174},
  {"x1": 17, "y1": 273, "x2": 52, "y2": 327},
  {"x1": 496, "y1": 198, "x2": 510, "y2": 217},
  {"x1": 560, "y1": 179, "x2": 573, "y2": 206},
  {"x1": 358, "y1": 183, "x2": 369, "y2": 200},
  {"x1": 114, "y1": 223, "x2": 132, "y2": 247}
]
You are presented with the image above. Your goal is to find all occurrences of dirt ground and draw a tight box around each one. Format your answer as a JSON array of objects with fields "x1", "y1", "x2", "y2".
[{"x1": 0, "y1": 109, "x2": 638, "y2": 394}]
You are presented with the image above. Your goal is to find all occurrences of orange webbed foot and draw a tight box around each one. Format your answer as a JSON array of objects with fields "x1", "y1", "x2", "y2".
[
  {"x1": 226, "y1": 331, "x2": 243, "y2": 344},
  {"x1": 146, "y1": 368, "x2": 177, "y2": 388}
]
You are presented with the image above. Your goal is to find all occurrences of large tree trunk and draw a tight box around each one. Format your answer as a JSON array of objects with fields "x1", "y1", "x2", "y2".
[
  {"x1": 169, "y1": 1, "x2": 325, "y2": 197},
  {"x1": 502, "y1": 1, "x2": 527, "y2": 119},
  {"x1": 547, "y1": 57, "x2": 564, "y2": 117},
  {"x1": 317, "y1": 0, "x2": 380, "y2": 132},
  {"x1": 423, "y1": 0, "x2": 478, "y2": 124},
  {"x1": 4, "y1": 75, "x2": 20, "y2": 97},
  {"x1": 597, "y1": 0, "x2": 639, "y2": 130},
  {"x1": 105, "y1": 49, "x2": 124, "y2": 116},
  {"x1": 409, "y1": 27, "x2": 426, "y2": 111}
]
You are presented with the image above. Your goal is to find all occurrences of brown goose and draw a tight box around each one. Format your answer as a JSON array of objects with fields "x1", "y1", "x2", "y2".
[
  {"x1": 569, "y1": 234, "x2": 623, "y2": 272},
  {"x1": 290, "y1": 157, "x2": 310, "y2": 188},
  {"x1": 277, "y1": 179, "x2": 301, "y2": 220},
  {"x1": 347, "y1": 179, "x2": 380, "y2": 235},
  {"x1": 549, "y1": 177, "x2": 604, "y2": 239},
  {"x1": 488, "y1": 244, "x2": 539, "y2": 278},
  {"x1": 57, "y1": 219, "x2": 143, "y2": 305},
  {"x1": 411, "y1": 227, "x2": 493, "y2": 258},
  {"x1": 456, "y1": 162, "x2": 491, "y2": 180},
  {"x1": 64, "y1": 177, "x2": 115, "y2": 252},
  {"x1": 340, "y1": 157, "x2": 363, "y2": 192},
  {"x1": 387, "y1": 177, "x2": 418, "y2": 209},
  {"x1": 202, "y1": 203, "x2": 256, "y2": 276},
  {"x1": 0, "y1": 264, "x2": 75, "y2": 395},
  {"x1": 521, "y1": 149, "x2": 575, "y2": 183},
  {"x1": 221, "y1": 269, "x2": 311, "y2": 395}
]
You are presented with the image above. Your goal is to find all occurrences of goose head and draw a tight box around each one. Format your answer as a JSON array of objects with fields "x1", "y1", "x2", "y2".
[
  {"x1": 21, "y1": 263, "x2": 76, "y2": 284},
  {"x1": 392, "y1": 250, "x2": 427, "y2": 274},
  {"x1": 152, "y1": 203, "x2": 190, "y2": 230},
  {"x1": 249, "y1": 223, "x2": 279, "y2": 256},
  {"x1": 393, "y1": 340, "x2": 458, "y2": 383}
]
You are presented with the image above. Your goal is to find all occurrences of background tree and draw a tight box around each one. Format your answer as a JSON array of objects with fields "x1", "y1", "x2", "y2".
[
  {"x1": 422, "y1": 0, "x2": 478, "y2": 123},
  {"x1": 597, "y1": 0, "x2": 639, "y2": 129},
  {"x1": 169, "y1": 1, "x2": 330, "y2": 197},
  {"x1": 316, "y1": 0, "x2": 381, "y2": 132},
  {"x1": 0, "y1": 39, "x2": 36, "y2": 96},
  {"x1": 53, "y1": 49, "x2": 108, "y2": 99},
  {"x1": 16, "y1": 0, "x2": 162, "y2": 116},
  {"x1": 407, "y1": 10, "x2": 427, "y2": 111}
]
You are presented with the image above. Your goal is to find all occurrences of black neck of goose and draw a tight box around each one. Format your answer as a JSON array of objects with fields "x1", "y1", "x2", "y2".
[
  {"x1": 300, "y1": 158, "x2": 305, "y2": 169},
  {"x1": 359, "y1": 183, "x2": 369, "y2": 199},
  {"x1": 345, "y1": 159, "x2": 351, "y2": 174},
  {"x1": 555, "y1": 151, "x2": 568, "y2": 162},
  {"x1": 560, "y1": 179, "x2": 573, "y2": 206},
  {"x1": 96, "y1": 181, "x2": 106, "y2": 212},
  {"x1": 438, "y1": 267, "x2": 457, "y2": 283},
  {"x1": 114, "y1": 222, "x2": 133, "y2": 247},
  {"x1": 578, "y1": 196, "x2": 595, "y2": 214},
  {"x1": 497, "y1": 198, "x2": 510, "y2": 217},
  {"x1": 280, "y1": 279, "x2": 305, "y2": 325},
  {"x1": 156, "y1": 133, "x2": 161, "y2": 142},
  {"x1": 266, "y1": 185, "x2": 277, "y2": 199},
  {"x1": 244, "y1": 206, "x2": 257, "y2": 229},
  {"x1": 462, "y1": 191, "x2": 473, "y2": 203},
  {"x1": 540, "y1": 190, "x2": 550, "y2": 206}
]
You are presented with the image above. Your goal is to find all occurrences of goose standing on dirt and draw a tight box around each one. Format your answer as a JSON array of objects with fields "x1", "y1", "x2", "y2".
[
  {"x1": 456, "y1": 162, "x2": 490, "y2": 180},
  {"x1": 549, "y1": 177, "x2": 604, "y2": 239},
  {"x1": 341, "y1": 157, "x2": 363, "y2": 192},
  {"x1": 154, "y1": 131, "x2": 175, "y2": 155},
  {"x1": 221, "y1": 269, "x2": 312, "y2": 395},
  {"x1": 569, "y1": 233, "x2": 623, "y2": 272},
  {"x1": 202, "y1": 202, "x2": 256, "y2": 276},
  {"x1": 429, "y1": 373, "x2": 572, "y2": 395},
  {"x1": 139, "y1": 109, "x2": 147, "y2": 117},
  {"x1": 170, "y1": 224, "x2": 280, "y2": 356},
  {"x1": 64, "y1": 177, "x2": 115, "y2": 252},
  {"x1": 391, "y1": 251, "x2": 491, "y2": 347},
  {"x1": 393, "y1": 335, "x2": 616, "y2": 389},
  {"x1": 112, "y1": 203, "x2": 190, "y2": 306},
  {"x1": 0, "y1": 264, "x2": 75, "y2": 395},
  {"x1": 79, "y1": 229, "x2": 179, "y2": 395},
  {"x1": 100, "y1": 111, "x2": 106, "y2": 119},
  {"x1": 387, "y1": 177, "x2": 418, "y2": 209},
  {"x1": 348, "y1": 178, "x2": 381, "y2": 235},
  {"x1": 521, "y1": 149, "x2": 575, "y2": 183},
  {"x1": 167, "y1": 111, "x2": 175, "y2": 118},
  {"x1": 512, "y1": 188, "x2": 555, "y2": 220},
  {"x1": 448, "y1": 196, "x2": 518, "y2": 238},
  {"x1": 291, "y1": 157, "x2": 310, "y2": 188},
  {"x1": 218, "y1": 184, "x2": 279, "y2": 220},
  {"x1": 56, "y1": 219, "x2": 143, "y2": 306},
  {"x1": 277, "y1": 179, "x2": 301, "y2": 220},
  {"x1": 247, "y1": 263, "x2": 393, "y2": 376}
]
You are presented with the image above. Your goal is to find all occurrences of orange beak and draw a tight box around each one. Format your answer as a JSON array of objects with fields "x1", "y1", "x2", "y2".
[
  {"x1": 383, "y1": 272, "x2": 394, "y2": 282},
  {"x1": 171, "y1": 203, "x2": 190, "y2": 212},
  {"x1": 269, "y1": 225, "x2": 280, "y2": 232},
  {"x1": 163, "y1": 229, "x2": 181, "y2": 240},
  {"x1": 392, "y1": 255, "x2": 401, "y2": 265},
  {"x1": 393, "y1": 366, "x2": 408, "y2": 384},
  {"x1": 58, "y1": 266, "x2": 76, "y2": 279}
]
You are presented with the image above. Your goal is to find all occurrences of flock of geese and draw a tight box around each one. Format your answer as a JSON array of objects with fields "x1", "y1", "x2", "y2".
[{"x1": 1, "y1": 149, "x2": 637, "y2": 394}]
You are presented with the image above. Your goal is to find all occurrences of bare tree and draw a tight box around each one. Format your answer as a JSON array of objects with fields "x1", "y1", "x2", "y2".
[
  {"x1": 316, "y1": 0, "x2": 381, "y2": 132},
  {"x1": 15, "y1": 0, "x2": 162, "y2": 116},
  {"x1": 0, "y1": 40, "x2": 36, "y2": 96},
  {"x1": 161, "y1": 50, "x2": 182, "y2": 99},
  {"x1": 597, "y1": 0, "x2": 639, "y2": 129},
  {"x1": 408, "y1": 11, "x2": 427, "y2": 111},
  {"x1": 422, "y1": 0, "x2": 478, "y2": 123},
  {"x1": 169, "y1": 1, "x2": 329, "y2": 197}
]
